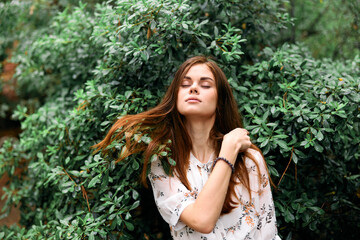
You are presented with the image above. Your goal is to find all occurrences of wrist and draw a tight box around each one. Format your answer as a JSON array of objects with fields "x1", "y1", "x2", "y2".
[
  {"x1": 219, "y1": 148, "x2": 237, "y2": 164},
  {"x1": 212, "y1": 157, "x2": 234, "y2": 173}
]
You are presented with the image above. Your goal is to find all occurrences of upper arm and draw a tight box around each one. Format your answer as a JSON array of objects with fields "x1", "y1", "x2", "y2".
[{"x1": 148, "y1": 160, "x2": 197, "y2": 231}]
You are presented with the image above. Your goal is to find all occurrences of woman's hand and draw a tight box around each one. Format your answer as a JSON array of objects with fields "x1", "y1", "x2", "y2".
[{"x1": 220, "y1": 128, "x2": 251, "y2": 164}]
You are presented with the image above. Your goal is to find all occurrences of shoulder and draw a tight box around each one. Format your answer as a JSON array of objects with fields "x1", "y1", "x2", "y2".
[
  {"x1": 244, "y1": 148, "x2": 271, "y2": 193},
  {"x1": 246, "y1": 148, "x2": 263, "y2": 159},
  {"x1": 244, "y1": 147, "x2": 267, "y2": 174},
  {"x1": 149, "y1": 158, "x2": 167, "y2": 176},
  {"x1": 245, "y1": 148, "x2": 264, "y2": 164}
]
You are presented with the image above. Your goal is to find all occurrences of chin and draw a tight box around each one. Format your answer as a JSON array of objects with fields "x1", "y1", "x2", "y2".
[{"x1": 179, "y1": 110, "x2": 216, "y2": 119}]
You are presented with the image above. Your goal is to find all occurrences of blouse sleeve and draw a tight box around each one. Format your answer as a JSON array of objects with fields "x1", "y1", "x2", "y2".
[
  {"x1": 249, "y1": 149, "x2": 281, "y2": 240},
  {"x1": 148, "y1": 159, "x2": 197, "y2": 231}
]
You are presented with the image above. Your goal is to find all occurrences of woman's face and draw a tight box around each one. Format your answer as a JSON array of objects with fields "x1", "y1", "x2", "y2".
[{"x1": 176, "y1": 64, "x2": 218, "y2": 119}]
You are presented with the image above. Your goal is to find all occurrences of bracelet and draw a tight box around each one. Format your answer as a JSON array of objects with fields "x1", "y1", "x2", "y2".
[{"x1": 212, "y1": 157, "x2": 235, "y2": 173}]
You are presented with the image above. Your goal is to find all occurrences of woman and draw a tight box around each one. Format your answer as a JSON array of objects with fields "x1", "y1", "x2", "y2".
[{"x1": 95, "y1": 56, "x2": 280, "y2": 239}]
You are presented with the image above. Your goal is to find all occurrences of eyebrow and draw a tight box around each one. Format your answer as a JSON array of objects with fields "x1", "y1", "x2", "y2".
[{"x1": 183, "y1": 76, "x2": 214, "y2": 81}]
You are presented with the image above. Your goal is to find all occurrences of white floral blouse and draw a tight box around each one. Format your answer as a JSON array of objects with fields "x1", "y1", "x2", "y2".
[{"x1": 148, "y1": 148, "x2": 281, "y2": 240}]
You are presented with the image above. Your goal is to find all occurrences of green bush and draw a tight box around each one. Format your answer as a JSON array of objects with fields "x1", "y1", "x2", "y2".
[
  {"x1": 0, "y1": 0, "x2": 359, "y2": 239},
  {"x1": 0, "y1": 1, "x2": 30, "y2": 118},
  {"x1": 237, "y1": 44, "x2": 360, "y2": 238},
  {"x1": 13, "y1": 3, "x2": 105, "y2": 102},
  {"x1": 0, "y1": 0, "x2": 103, "y2": 116},
  {"x1": 283, "y1": 0, "x2": 360, "y2": 60}
]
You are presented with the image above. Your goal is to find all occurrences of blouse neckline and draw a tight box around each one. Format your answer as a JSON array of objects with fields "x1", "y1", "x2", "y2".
[{"x1": 189, "y1": 151, "x2": 215, "y2": 167}]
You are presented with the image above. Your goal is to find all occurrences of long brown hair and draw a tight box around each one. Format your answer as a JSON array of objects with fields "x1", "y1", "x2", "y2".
[{"x1": 93, "y1": 56, "x2": 270, "y2": 214}]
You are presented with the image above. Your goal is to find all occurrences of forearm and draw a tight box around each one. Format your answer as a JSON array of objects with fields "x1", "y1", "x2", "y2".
[{"x1": 180, "y1": 148, "x2": 237, "y2": 233}]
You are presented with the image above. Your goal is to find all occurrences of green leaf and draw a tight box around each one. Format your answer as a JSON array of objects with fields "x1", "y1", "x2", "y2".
[
  {"x1": 150, "y1": 154, "x2": 158, "y2": 162},
  {"x1": 284, "y1": 209, "x2": 295, "y2": 223},
  {"x1": 308, "y1": 206, "x2": 325, "y2": 215},
  {"x1": 260, "y1": 138, "x2": 269, "y2": 148},
  {"x1": 300, "y1": 60, "x2": 307, "y2": 69},
  {"x1": 197, "y1": 37, "x2": 206, "y2": 48},
  {"x1": 89, "y1": 232, "x2": 95, "y2": 240},
  {"x1": 274, "y1": 134, "x2": 288, "y2": 139},
  {"x1": 314, "y1": 142, "x2": 324, "y2": 153},
  {"x1": 285, "y1": 232, "x2": 292, "y2": 240},
  {"x1": 116, "y1": 215, "x2": 123, "y2": 226},
  {"x1": 130, "y1": 200, "x2": 140, "y2": 210},
  {"x1": 65, "y1": 156, "x2": 70, "y2": 164},
  {"x1": 88, "y1": 175, "x2": 100, "y2": 188},
  {"x1": 277, "y1": 140, "x2": 289, "y2": 149},
  {"x1": 37, "y1": 152, "x2": 44, "y2": 159},
  {"x1": 244, "y1": 105, "x2": 254, "y2": 115},
  {"x1": 132, "y1": 190, "x2": 139, "y2": 200},
  {"x1": 345, "y1": 174, "x2": 360, "y2": 180},
  {"x1": 168, "y1": 157, "x2": 176, "y2": 166},
  {"x1": 316, "y1": 131, "x2": 324, "y2": 141},
  {"x1": 214, "y1": 26, "x2": 219, "y2": 36},
  {"x1": 310, "y1": 127, "x2": 317, "y2": 136},
  {"x1": 125, "y1": 221, "x2": 134, "y2": 231},
  {"x1": 292, "y1": 152, "x2": 299, "y2": 163},
  {"x1": 132, "y1": 160, "x2": 139, "y2": 170},
  {"x1": 55, "y1": 210, "x2": 63, "y2": 220},
  {"x1": 159, "y1": 151, "x2": 167, "y2": 156}
]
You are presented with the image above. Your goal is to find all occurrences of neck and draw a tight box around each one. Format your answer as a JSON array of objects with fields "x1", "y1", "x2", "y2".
[{"x1": 185, "y1": 115, "x2": 215, "y2": 163}]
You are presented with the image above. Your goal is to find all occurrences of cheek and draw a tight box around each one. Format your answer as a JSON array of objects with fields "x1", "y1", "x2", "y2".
[
  {"x1": 209, "y1": 91, "x2": 218, "y2": 106},
  {"x1": 176, "y1": 98, "x2": 180, "y2": 111}
]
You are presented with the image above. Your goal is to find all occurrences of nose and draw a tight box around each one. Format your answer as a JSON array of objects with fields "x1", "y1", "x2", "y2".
[{"x1": 189, "y1": 84, "x2": 198, "y2": 94}]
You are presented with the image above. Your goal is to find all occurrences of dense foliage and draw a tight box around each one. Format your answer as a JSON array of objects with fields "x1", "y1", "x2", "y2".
[
  {"x1": 283, "y1": 0, "x2": 360, "y2": 60},
  {"x1": 0, "y1": 0, "x2": 359, "y2": 239}
]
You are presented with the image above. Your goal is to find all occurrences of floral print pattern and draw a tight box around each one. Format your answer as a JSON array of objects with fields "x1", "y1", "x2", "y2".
[{"x1": 148, "y1": 148, "x2": 281, "y2": 240}]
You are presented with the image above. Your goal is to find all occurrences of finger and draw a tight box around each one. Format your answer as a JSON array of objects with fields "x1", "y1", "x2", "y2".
[{"x1": 238, "y1": 128, "x2": 248, "y2": 135}]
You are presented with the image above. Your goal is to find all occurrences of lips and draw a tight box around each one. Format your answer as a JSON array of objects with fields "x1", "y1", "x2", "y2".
[{"x1": 185, "y1": 97, "x2": 201, "y2": 103}]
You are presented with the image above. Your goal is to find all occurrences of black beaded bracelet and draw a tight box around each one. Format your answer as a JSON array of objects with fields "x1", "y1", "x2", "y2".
[{"x1": 212, "y1": 157, "x2": 235, "y2": 173}]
